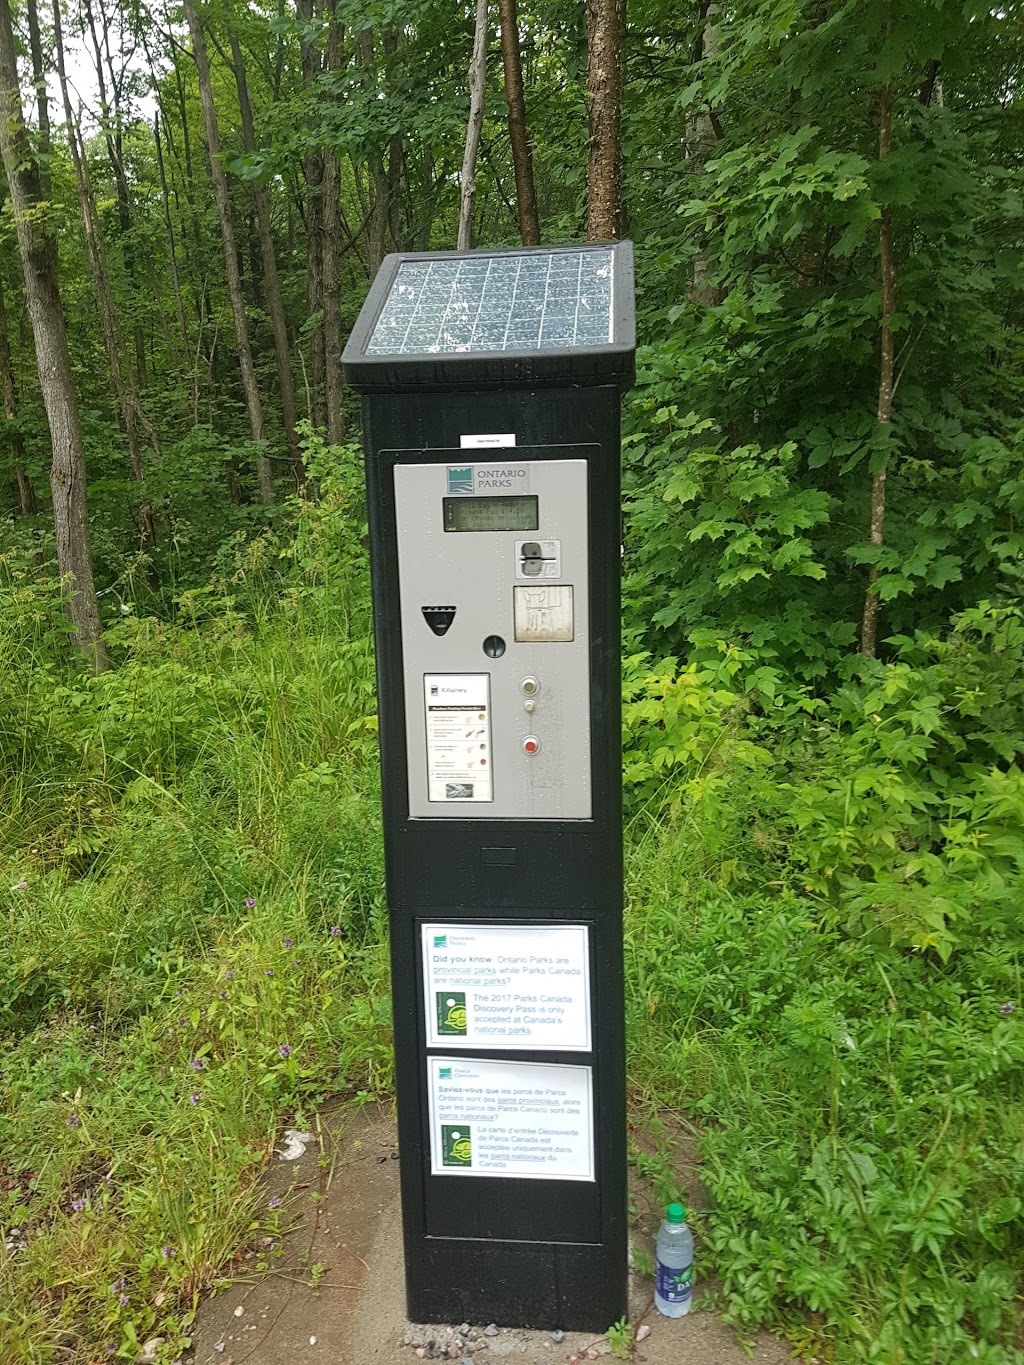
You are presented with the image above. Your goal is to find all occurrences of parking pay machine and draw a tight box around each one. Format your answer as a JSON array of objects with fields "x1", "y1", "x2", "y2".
[{"x1": 343, "y1": 242, "x2": 635, "y2": 1332}]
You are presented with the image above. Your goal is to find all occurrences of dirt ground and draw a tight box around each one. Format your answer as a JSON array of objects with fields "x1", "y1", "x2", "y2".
[{"x1": 184, "y1": 1105, "x2": 798, "y2": 1365}]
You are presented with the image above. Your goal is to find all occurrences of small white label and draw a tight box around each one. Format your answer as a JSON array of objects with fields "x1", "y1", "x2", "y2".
[
  {"x1": 514, "y1": 585, "x2": 574, "y2": 642},
  {"x1": 460, "y1": 434, "x2": 516, "y2": 448},
  {"x1": 428, "y1": 1057, "x2": 594, "y2": 1180},
  {"x1": 424, "y1": 674, "x2": 492, "y2": 802},
  {"x1": 422, "y1": 923, "x2": 591, "y2": 1050}
]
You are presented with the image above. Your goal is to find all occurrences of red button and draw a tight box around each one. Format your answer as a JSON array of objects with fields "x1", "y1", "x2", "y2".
[{"x1": 523, "y1": 737, "x2": 540, "y2": 755}]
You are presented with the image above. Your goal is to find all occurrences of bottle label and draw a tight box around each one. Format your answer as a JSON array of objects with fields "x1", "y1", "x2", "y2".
[{"x1": 656, "y1": 1260, "x2": 693, "y2": 1304}]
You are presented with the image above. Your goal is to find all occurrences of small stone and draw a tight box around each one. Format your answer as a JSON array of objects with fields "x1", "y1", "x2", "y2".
[
  {"x1": 551, "y1": 1331, "x2": 565, "y2": 1344},
  {"x1": 460, "y1": 1358, "x2": 474, "y2": 1365},
  {"x1": 484, "y1": 1325, "x2": 499, "y2": 1338},
  {"x1": 309, "y1": 1338, "x2": 317, "y2": 1347},
  {"x1": 214, "y1": 1347, "x2": 224, "y2": 1355},
  {"x1": 459, "y1": 1325, "x2": 470, "y2": 1336},
  {"x1": 137, "y1": 1339, "x2": 163, "y2": 1364},
  {"x1": 448, "y1": 1349, "x2": 460, "y2": 1360},
  {"x1": 636, "y1": 1324, "x2": 651, "y2": 1343},
  {"x1": 233, "y1": 1306, "x2": 244, "y2": 1318},
  {"x1": 415, "y1": 1351, "x2": 426, "y2": 1360}
]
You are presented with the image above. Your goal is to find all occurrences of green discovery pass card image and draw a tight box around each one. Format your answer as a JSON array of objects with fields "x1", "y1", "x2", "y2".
[
  {"x1": 441, "y1": 1125, "x2": 472, "y2": 1167},
  {"x1": 436, "y1": 991, "x2": 467, "y2": 1036}
]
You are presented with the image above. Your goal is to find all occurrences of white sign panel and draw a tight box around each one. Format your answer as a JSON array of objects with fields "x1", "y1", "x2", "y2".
[
  {"x1": 422, "y1": 923, "x2": 591, "y2": 1051},
  {"x1": 427, "y1": 1057, "x2": 594, "y2": 1181},
  {"x1": 513, "y1": 585, "x2": 574, "y2": 642},
  {"x1": 460, "y1": 434, "x2": 517, "y2": 448},
  {"x1": 424, "y1": 674, "x2": 492, "y2": 802}
]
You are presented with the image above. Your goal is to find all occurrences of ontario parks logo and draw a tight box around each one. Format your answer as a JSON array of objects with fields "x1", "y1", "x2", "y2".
[
  {"x1": 441, "y1": 1125, "x2": 473, "y2": 1167},
  {"x1": 447, "y1": 466, "x2": 474, "y2": 495}
]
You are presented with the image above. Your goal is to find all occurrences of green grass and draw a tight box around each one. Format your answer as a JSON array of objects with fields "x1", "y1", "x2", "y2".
[{"x1": 2, "y1": 479, "x2": 1022, "y2": 1363}]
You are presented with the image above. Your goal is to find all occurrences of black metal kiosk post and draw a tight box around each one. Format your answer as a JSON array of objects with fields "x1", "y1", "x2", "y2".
[{"x1": 343, "y1": 243, "x2": 635, "y2": 1332}]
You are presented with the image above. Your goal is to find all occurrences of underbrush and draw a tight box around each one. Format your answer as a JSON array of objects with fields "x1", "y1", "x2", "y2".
[
  {"x1": 626, "y1": 823, "x2": 1024, "y2": 1362},
  {"x1": 2, "y1": 442, "x2": 1023, "y2": 1362}
]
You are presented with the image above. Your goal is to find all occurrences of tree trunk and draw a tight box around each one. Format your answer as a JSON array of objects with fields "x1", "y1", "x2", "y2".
[
  {"x1": 322, "y1": 15, "x2": 345, "y2": 446},
  {"x1": 183, "y1": 0, "x2": 273, "y2": 503},
  {"x1": 861, "y1": 12, "x2": 896, "y2": 660},
  {"x1": 54, "y1": 0, "x2": 155, "y2": 547},
  {"x1": 585, "y1": 0, "x2": 622, "y2": 240},
  {"x1": 296, "y1": 0, "x2": 326, "y2": 429},
  {"x1": 0, "y1": 0, "x2": 108, "y2": 668},
  {"x1": 25, "y1": 0, "x2": 50, "y2": 197},
  {"x1": 230, "y1": 31, "x2": 306, "y2": 490},
  {"x1": 154, "y1": 114, "x2": 191, "y2": 369},
  {"x1": 458, "y1": 0, "x2": 489, "y2": 252},
  {"x1": 0, "y1": 270, "x2": 37, "y2": 515},
  {"x1": 497, "y1": 0, "x2": 539, "y2": 246},
  {"x1": 688, "y1": 2, "x2": 720, "y2": 305}
]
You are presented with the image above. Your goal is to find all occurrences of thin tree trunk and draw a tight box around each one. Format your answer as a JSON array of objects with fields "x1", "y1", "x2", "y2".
[
  {"x1": 25, "y1": 0, "x2": 50, "y2": 197},
  {"x1": 861, "y1": 10, "x2": 896, "y2": 659},
  {"x1": 296, "y1": 0, "x2": 326, "y2": 428},
  {"x1": 497, "y1": 0, "x2": 539, "y2": 246},
  {"x1": 183, "y1": 0, "x2": 273, "y2": 503},
  {"x1": 0, "y1": 0, "x2": 108, "y2": 668},
  {"x1": 154, "y1": 114, "x2": 191, "y2": 367},
  {"x1": 688, "y1": 2, "x2": 720, "y2": 305},
  {"x1": 322, "y1": 15, "x2": 344, "y2": 447},
  {"x1": 585, "y1": 0, "x2": 622, "y2": 240},
  {"x1": 230, "y1": 31, "x2": 305, "y2": 491},
  {"x1": 458, "y1": 0, "x2": 489, "y2": 252},
  {"x1": 0, "y1": 270, "x2": 37, "y2": 515},
  {"x1": 54, "y1": 0, "x2": 154, "y2": 547}
]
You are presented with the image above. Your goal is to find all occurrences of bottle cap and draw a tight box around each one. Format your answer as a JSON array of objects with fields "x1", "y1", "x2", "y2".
[{"x1": 666, "y1": 1202, "x2": 685, "y2": 1223}]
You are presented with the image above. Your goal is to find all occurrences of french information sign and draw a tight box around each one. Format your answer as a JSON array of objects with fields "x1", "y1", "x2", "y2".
[
  {"x1": 427, "y1": 1057, "x2": 594, "y2": 1181},
  {"x1": 422, "y1": 923, "x2": 591, "y2": 1050}
]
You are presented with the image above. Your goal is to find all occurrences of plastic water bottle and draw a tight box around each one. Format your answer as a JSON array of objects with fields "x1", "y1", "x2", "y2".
[{"x1": 655, "y1": 1202, "x2": 694, "y2": 1317}]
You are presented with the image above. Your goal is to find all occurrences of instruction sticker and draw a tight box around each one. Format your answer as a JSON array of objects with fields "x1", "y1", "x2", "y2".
[
  {"x1": 424, "y1": 674, "x2": 492, "y2": 802},
  {"x1": 422, "y1": 924, "x2": 591, "y2": 1050},
  {"x1": 427, "y1": 1057, "x2": 594, "y2": 1181}
]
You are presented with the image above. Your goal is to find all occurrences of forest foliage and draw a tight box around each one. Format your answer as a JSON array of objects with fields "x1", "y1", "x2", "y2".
[{"x1": 1, "y1": 0, "x2": 1023, "y2": 1361}]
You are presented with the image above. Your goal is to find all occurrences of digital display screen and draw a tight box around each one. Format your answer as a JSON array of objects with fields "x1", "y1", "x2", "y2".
[{"x1": 443, "y1": 495, "x2": 539, "y2": 533}]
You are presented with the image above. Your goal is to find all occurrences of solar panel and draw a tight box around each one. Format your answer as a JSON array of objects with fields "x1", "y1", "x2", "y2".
[{"x1": 365, "y1": 248, "x2": 615, "y2": 356}]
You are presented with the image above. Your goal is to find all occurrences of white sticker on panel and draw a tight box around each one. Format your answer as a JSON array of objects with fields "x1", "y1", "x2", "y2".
[
  {"x1": 428, "y1": 1057, "x2": 594, "y2": 1181},
  {"x1": 422, "y1": 923, "x2": 591, "y2": 1051},
  {"x1": 514, "y1": 585, "x2": 574, "y2": 642},
  {"x1": 424, "y1": 674, "x2": 492, "y2": 802},
  {"x1": 459, "y1": 434, "x2": 517, "y2": 448}
]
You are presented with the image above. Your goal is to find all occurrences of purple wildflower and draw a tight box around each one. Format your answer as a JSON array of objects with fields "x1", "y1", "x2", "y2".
[
  {"x1": 999, "y1": 1001, "x2": 1016, "y2": 1015},
  {"x1": 329, "y1": 925, "x2": 342, "y2": 938},
  {"x1": 292, "y1": 960, "x2": 301, "y2": 968},
  {"x1": 219, "y1": 990, "x2": 229, "y2": 999},
  {"x1": 175, "y1": 989, "x2": 184, "y2": 997},
  {"x1": 161, "y1": 1245, "x2": 176, "y2": 1258},
  {"x1": 268, "y1": 1195, "x2": 282, "y2": 1210},
  {"x1": 179, "y1": 1018, "x2": 189, "y2": 1027},
  {"x1": 278, "y1": 1043, "x2": 292, "y2": 1058},
  {"x1": 71, "y1": 1196, "x2": 86, "y2": 1213},
  {"x1": 189, "y1": 1092, "x2": 203, "y2": 1104},
  {"x1": 264, "y1": 968, "x2": 275, "y2": 978},
  {"x1": 245, "y1": 897, "x2": 257, "y2": 909},
  {"x1": 118, "y1": 1293, "x2": 129, "y2": 1308},
  {"x1": 11, "y1": 879, "x2": 27, "y2": 891},
  {"x1": 225, "y1": 968, "x2": 236, "y2": 979},
  {"x1": 110, "y1": 1277, "x2": 126, "y2": 1294},
  {"x1": 283, "y1": 937, "x2": 294, "y2": 949},
  {"x1": 189, "y1": 1057, "x2": 205, "y2": 1072},
  {"x1": 67, "y1": 1114, "x2": 81, "y2": 1129}
]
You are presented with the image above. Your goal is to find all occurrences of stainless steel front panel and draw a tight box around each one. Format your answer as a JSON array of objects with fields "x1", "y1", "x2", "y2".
[{"x1": 394, "y1": 456, "x2": 591, "y2": 820}]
